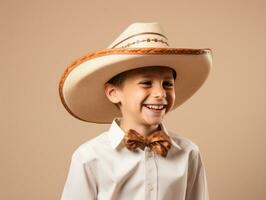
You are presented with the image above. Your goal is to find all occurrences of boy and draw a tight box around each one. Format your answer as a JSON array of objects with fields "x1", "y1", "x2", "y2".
[{"x1": 59, "y1": 22, "x2": 212, "y2": 200}]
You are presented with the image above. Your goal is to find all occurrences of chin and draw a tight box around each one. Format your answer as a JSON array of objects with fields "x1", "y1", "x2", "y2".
[{"x1": 143, "y1": 116, "x2": 164, "y2": 125}]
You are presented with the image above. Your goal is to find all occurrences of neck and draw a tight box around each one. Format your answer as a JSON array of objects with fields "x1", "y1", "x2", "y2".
[{"x1": 118, "y1": 118, "x2": 161, "y2": 137}]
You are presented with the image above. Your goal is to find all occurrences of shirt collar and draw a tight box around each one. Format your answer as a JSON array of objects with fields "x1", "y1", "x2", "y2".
[{"x1": 108, "y1": 117, "x2": 182, "y2": 150}]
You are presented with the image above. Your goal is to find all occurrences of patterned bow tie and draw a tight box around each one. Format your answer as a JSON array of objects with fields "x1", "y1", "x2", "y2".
[{"x1": 123, "y1": 129, "x2": 172, "y2": 157}]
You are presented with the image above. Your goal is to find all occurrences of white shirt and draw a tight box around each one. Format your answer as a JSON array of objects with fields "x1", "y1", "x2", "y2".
[{"x1": 61, "y1": 118, "x2": 209, "y2": 200}]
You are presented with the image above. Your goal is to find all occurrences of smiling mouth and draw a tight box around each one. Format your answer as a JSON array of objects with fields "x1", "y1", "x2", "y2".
[{"x1": 143, "y1": 104, "x2": 167, "y2": 111}]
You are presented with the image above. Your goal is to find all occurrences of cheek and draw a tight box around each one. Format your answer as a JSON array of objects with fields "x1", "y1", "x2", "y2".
[
  {"x1": 168, "y1": 91, "x2": 175, "y2": 103},
  {"x1": 123, "y1": 89, "x2": 147, "y2": 107},
  {"x1": 165, "y1": 91, "x2": 175, "y2": 113},
  {"x1": 133, "y1": 89, "x2": 148, "y2": 100},
  {"x1": 172, "y1": 91, "x2": 176, "y2": 100}
]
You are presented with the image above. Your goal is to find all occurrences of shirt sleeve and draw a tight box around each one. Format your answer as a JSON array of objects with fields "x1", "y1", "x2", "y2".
[
  {"x1": 186, "y1": 150, "x2": 209, "y2": 200},
  {"x1": 60, "y1": 149, "x2": 98, "y2": 200}
]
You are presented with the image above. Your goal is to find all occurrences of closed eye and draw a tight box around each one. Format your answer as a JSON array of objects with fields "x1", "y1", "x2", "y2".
[
  {"x1": 139, "y1": 80, "x2": 174, "y2": 88},
  {"x1": 163, "y1": 81, "x2": 174, "y2": 87},
  {"x1": 140, "y1": 81, "x2": 152, "y2": 85}
]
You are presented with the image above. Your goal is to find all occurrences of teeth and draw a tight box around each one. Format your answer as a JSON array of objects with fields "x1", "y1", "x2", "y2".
[{"x1": 145, "y1": 104, "x2": 165, "y2": 110}]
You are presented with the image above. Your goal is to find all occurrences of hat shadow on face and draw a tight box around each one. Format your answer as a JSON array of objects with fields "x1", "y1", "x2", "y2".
[{"x1": 106, "y1": 65, "x2": 176, "y2": 88}]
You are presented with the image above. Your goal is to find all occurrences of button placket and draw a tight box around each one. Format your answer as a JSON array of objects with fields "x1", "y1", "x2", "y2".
[
  {"x1": 148, "y1": 183, "x2": 154, "y2": 191},
  {"x1": 148, "y1": 150, "x2": 153, "y2": 158},
  {"x1": 144, "y1": 147, "x2": 157, "y2": 199}
]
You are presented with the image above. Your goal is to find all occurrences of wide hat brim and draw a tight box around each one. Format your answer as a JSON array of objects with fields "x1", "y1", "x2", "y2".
[{"x1": 59, "y1": 47, "x2": 212, "y2": 123}]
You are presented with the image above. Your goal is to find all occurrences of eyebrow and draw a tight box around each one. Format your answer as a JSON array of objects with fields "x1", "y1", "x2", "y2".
[{"x1": 141, "y1": 74, "x2": 174, "y2": 79}]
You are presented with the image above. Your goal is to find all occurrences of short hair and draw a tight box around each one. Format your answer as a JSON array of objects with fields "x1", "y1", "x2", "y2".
[{"x1": 106, "y1": 70, "x2": 128, "y2": 88}]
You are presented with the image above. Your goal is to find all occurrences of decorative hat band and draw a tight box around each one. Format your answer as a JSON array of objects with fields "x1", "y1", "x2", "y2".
[{"x1": 110, "y1": 32, "x2": 169, "y2": 49}]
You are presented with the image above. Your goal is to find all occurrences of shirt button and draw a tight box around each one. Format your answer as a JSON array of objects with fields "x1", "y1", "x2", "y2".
[{"x1": 148, "y1": 183, "x2": 154, "y2": 191}]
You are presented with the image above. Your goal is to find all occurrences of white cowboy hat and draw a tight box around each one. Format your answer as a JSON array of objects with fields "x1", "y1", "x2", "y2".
[{"x1": 58, "y1": 22, "x2": 212, "y2": 123}]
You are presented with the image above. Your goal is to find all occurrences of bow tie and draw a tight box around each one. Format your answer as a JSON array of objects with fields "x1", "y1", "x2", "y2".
[{"x1": 123, "y1": 129, "x2": 172, "y2": 157}]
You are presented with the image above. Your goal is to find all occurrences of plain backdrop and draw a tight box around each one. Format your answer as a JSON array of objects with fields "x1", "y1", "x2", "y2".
[{"x1": 1, "y1": 0, "x2": 266, "y2": 199}]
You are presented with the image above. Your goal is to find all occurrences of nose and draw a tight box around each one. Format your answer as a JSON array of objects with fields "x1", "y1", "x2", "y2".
[{"x1": 152, "y1": 83, "x2": 166, "y2": 99}]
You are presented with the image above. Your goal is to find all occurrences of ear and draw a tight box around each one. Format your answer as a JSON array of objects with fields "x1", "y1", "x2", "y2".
[{"x1": 104, "y1": 83, "x2": 122, "y2": 104}]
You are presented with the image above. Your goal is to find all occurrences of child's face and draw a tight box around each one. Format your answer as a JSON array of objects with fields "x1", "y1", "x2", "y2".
[{"x1": 105, "y1": 66, "x2": 175, "y2": 126}]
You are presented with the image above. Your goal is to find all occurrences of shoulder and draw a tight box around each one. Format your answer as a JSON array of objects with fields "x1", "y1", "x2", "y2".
[
  {"x1": 168, "y1": 130, "x2": 201, "y2": 159},
  {"x1": 71, "y1": 130, "x2": 109, "y2": 163},
  {"x1": 168, "y1": 130, "x2": 200, "y2": 151}
]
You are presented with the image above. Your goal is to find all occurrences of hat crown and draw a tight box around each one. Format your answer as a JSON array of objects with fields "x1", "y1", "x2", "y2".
[{"x1": 107, "y1": 22, "x2": 169, "y2": 49}]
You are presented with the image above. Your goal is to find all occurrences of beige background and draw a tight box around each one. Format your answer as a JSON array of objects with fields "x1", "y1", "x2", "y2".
[{"x1": 1, "y1": 0, "x2": 266, "y2": 199}]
